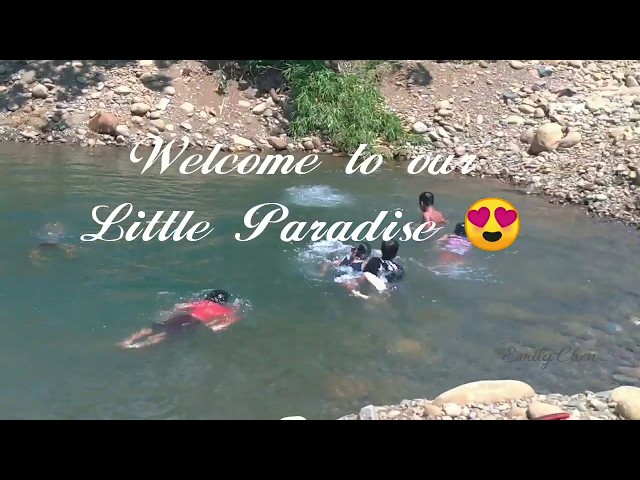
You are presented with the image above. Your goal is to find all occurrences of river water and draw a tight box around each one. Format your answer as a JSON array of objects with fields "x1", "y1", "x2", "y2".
[{"x1": 1, "y1": 143, "x2": 639, "y2": 419}]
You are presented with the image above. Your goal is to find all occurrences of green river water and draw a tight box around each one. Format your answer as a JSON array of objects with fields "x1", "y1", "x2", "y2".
[{"x1": 1, "y1": 143, "x2": 639, "y2": 419}]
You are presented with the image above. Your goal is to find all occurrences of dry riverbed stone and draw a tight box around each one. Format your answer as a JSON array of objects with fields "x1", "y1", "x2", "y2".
[{"x1": 432, "y1": 380, "x2": 535, "y2": 406}]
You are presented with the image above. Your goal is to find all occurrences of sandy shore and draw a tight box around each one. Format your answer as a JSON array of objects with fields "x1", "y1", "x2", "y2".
[
  {"x1": 1, "y1": 59, "x2": 639, "y2": 229},
  {"x1": 280, "y1": 380, "x2": 640, "y2": 420}
]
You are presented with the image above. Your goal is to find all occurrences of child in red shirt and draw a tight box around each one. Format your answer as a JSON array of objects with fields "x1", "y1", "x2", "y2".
[{"x1": 119, "y1": 290, "x2": 239, "y2": 349}]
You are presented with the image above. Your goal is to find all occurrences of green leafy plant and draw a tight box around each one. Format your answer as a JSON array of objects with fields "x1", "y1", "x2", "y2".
[{"x1": 243, "y1": 60, "x2": 427, "y2": 153}]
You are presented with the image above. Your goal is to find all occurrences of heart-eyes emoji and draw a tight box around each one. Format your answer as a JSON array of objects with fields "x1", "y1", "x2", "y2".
[{"x1": 464, "y1": 198, "x2": 520, "y2": 251}]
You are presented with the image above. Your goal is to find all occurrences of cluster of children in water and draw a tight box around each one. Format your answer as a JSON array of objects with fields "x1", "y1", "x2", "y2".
[
  {"x1": 320, "y1": 191, "x2": 472, "y2": 299},
  {"x1": 33, "y1": 192, "x2": 471, "y2": 349}
]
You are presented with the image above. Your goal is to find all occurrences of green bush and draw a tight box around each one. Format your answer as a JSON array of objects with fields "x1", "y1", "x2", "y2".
[{"x1": 244, "y1": 60, "x2": 426, "y2": 154}]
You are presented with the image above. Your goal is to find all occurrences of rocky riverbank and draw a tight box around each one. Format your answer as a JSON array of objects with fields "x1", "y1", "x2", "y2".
[
  {"x1": 281, "y1": 380, "x2": 640, "y2": 420},
  {"x1": 2, "y1": 60, "x2": 640, "y2": 228}
]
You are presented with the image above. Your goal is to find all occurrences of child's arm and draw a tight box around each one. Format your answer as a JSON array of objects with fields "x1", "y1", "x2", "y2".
[
  {"x1": 174, "y1": 302, "x2": 194, "y2": 311},
  {"x1": 320, "y1": 257, "x2": 344, "y2": 275},
  {"x1": 349, "y1": 290, "x2": 369, "y2": 299},
  {"x1": 347, "y1": 276, "x2": 370, "y2": 299},
  {"x1": 320, "y1": 262, "x2": 331, "y2": 275},
  {"x1": 205, "y1": 311, "x2": 238, "y2": 332}
]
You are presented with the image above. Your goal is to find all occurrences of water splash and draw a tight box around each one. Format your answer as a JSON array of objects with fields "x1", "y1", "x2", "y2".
[
  {"x1": 407, "y1": 257, "x2": 501, "y2": 283},
  {"x1": 35, "y1": 222, "x2": 66, "y2": 244},
  {"x1": 284, "y1": 185, "x2": 352, "y2": 207}
]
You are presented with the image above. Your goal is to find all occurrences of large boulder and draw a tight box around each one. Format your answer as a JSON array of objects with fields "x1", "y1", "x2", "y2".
[
  {"x1": 433, "y1": 380, "x2": 535, "y2": 406},
  {"x1": 529, "y1": 123, "x2": 564, "y2": 155},
  {"x1": 88, "y1": 111, "x2": 118, "y2": 136}
]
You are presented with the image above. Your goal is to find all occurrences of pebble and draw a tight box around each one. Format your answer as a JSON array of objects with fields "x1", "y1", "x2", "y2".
[
  {"x1": 359, "y1": 405, "x2": 378, "y2": 420},
  {"x1": 442, "y1": 403, "x2": 462, "y2": 417},
  {"x1": 509, "y1": 60, "x2": 526, "y2": 70},
  {"x1": 180, "y1": 102, "x2": 195, "y2": 114},
  {"x1": 412, "y1": 121, "x2": 428, "y2": 133},
  {"x1": 115, "y1": 125, "x2": 129, "y2": 137},
  {"x1": 130, "y1": 103, "x2": 150, "y2": 116},
  {"x1": 115, "y1": 86, "x2": 132, "y2": 95}
]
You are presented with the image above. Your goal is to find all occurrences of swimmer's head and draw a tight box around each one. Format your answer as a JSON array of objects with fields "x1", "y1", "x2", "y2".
[
  {"x1": 380, "y1": 240, "x2": 399, "y2": 260},
  {"x1": 419, "y1": 191, "x2": 434, "y2": 210},
  {"x1": 205, "y1": 290, "x2": 229, "y2": 304},
  {"x1": 352, "y1": 242, "x2": 371, "y2": 259},
  {"x1": 36, "y1": 222, "x2": 65, "y2": 244},
  {"x1": 454, "y1": 222, "x2": 466, "y2": 237}
]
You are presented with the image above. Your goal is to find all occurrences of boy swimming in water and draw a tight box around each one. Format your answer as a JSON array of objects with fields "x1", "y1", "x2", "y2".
[
  {"x1": 419, "y1": 191, "x2": 447, "y2": 225},
  {"x1": 29, "y1": 222, "x2": 77, "y2": 265},
  {"x1": 321, "y1": 242, "x2": 371, "y2": 275},
  {"x1": 119, "y1": 289, "x2": 239, "y2": 349},
  {"x1": 348, "y1": 240, "x2": 405, "y2": 299},
  {"x1": 436, "y1": 222, "x2": 472, "y2": 264}
]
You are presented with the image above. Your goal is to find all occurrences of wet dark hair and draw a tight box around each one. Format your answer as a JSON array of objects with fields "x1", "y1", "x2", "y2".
[
  {"x1": 454, "y1": 222, "x2": 466, "y2": 237},
  {"x1": 380, "y1": 240, "x2": 399, "y2": 260},
  {"x1": 353, "y1": 242, "x2": 371, "y2": 259},
  {"x1": 205, "y1": 290, "x2": 229, "y2": 304},
  {"x1": 419, "y1": 191, "x2": 434, "y2": 206}
]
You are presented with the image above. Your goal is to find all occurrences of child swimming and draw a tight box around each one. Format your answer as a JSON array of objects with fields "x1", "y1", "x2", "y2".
[
  {"x1": 29, "y1": 222, "x2": 77, "y2": 265},
  {"x1": 419, "y1": 191, "x2": 447, "y2": 225},
  {"x1": 436, "y1": 222, "x2": 472, "y2": 264},
  {"x1": 348, "y1": 240, "x2": 405, "y2": 299},
  {"x1": 119, "y1": 289, "x2": 240, "y2": 349},
  {"x1": 321, "y1": 242, "x2": 372, "y2": 275}
]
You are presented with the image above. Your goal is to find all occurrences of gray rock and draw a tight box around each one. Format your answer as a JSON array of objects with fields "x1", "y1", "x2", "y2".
[
  {"x1": 412, "y1": 121, "x2": 428, "y2": 134},
  {"x1": 519, "y1": 105, "x2": 536, "y2": 115},
  {"x1": 131, "y1": 103, "x2": 150, "y2": 116},
  {"x1": 115, "y1": 86, "x2": 132, "y2": 95},
  {"x1": 115, "y1": 125, "x2": 129, "y2": 137},
  {"x1": 156, "y1": 98, "x2": 171, "y2": 111},
  {"x1": 180, "y1": 102, "x2": 195, "y2": 114},
  {"x1": 587, "y1": 398, "x2": 607, "y2": 411},
  {"x1": 232, "y1": 135, "x2": 255, "y2": 148},
  {"x1": 21, "y1": 70, "x2": 37, "y2": 84},
  {"x1": 149, "y1": 119, "x2": 166, "y2": 132},
  {"x1": 359, "y1": 405, "x2": 378, "y2": 420},
  {"x1": 65, "y1": 113, "x2": 91, "y2": 127},
  {"x1": 31, "y1": 84, "x2": 49, "y2": 99},
  {"x1": 443, "y1": 403, "x2": 462, "y2": 417},
  {"x1": 252, "y1": 103, "x2": 267, "y2": 115},
  {"x1": 268, "y1": 136, "x2": 288, "y2": 150}
]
